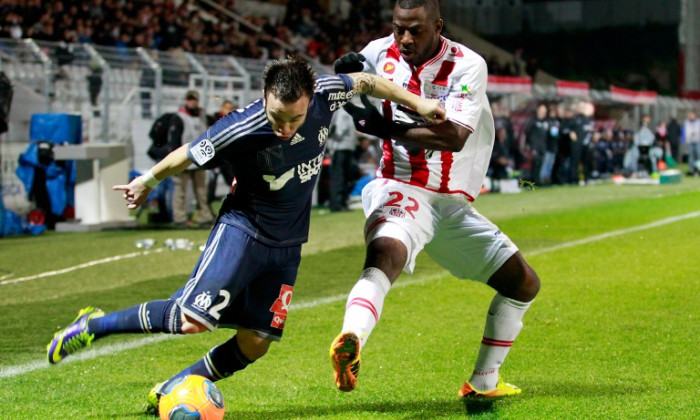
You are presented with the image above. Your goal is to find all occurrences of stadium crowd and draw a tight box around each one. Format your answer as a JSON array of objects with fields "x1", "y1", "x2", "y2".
[
  {"x1": 491, "y1": 100, "x2": 693, "y2": 191},
  {"x1": 0, "y1": 0, "x2": 516, "y2": 71}
]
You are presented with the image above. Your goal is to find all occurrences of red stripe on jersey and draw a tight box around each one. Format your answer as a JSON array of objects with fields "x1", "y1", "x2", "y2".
[
  {"x1": 374, "y1": 177, "x2": 475, "y2": 202},
  {"x1": 387, "y1": 42, "x2": 402, "y2": 61},
  {"x1": 380, "y1": 100, "x2": 395, "y2": 178},
  {"x1": 347, "y1": 298, "x2": 379, "y2": 322},
  {"x1": 439, "y1": 151, "x2": 454, "y2": 191},
  {"x1": 409, "y1": 149, "x2": 429, "y2": 186},
  {"x1": 407, "y1": 69, "x2": 421, "y2": 96},
  {"x1": 481, "y1": 337, "x2": 514, "y2": 347},
  {"x1": 432, "y1": 60, "x2": 456, "y2": 86}
]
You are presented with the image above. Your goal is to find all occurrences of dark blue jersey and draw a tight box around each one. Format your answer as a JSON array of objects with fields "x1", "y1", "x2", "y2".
[{"x1": 187, "y1": 74, "x2": 355, "y2": 246}]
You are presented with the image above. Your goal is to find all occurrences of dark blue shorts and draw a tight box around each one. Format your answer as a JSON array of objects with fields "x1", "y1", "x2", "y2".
[{"x1": 172, "y1": 222, "x2": 301, "y2": 341}]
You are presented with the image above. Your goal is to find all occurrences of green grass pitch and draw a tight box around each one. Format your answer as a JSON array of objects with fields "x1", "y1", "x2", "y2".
[{"x1": 1, "y1": 178, "x2": 699, "y2": 419}]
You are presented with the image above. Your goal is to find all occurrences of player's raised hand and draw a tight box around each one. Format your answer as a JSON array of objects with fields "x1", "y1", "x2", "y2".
[
  {"x1": 333, "y1": 53, "x2": 366, "y2": 74},
  {"x1": 415, "y1": 98, "x2": 446, "y2": 124},
  {"x1": 113, "y1": 177, "x2": 151, "y2": 210}
]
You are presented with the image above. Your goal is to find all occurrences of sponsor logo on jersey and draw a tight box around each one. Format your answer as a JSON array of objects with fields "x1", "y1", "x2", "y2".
[
  {"x1": 459, "y1": 84, "x2": 474, "y2": 98},
  {"x1": 383, "y1": 61, "x2": 396, "y2": 75},
  {"x1": 299, "y1": 152, "x2": 324, "y2": 183},
  {"x1": 328, "y1": 91, "x2": 354, "y2": 101},
  {"x1": 318, "y1": 126, "x2": 329, "y2": 147},
  {"x1": 328, "y1": 91, "x2": 353, "y2": 111},
  {"x1": 423, "y1": 83, "x2": 450, "y2": 102},
  {"x1": 269, "y1": 284, "x2": 293, "y2": 329},
  {"x1": 190, "y1": 138, "x2": 215, "y2": 165},
  {"x1": 290, "y1": 133, "x2": 305, "y2": 145},
  {"x1": 263, "y1": 168, "x2": 295, "y2": 191},
  {"x1": 192, "y1": 291, "x2": 213, "y2": 312}
]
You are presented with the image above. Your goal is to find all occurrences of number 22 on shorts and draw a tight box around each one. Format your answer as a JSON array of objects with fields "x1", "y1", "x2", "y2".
[{"x1": 384, "y1": 191, "x2": 419, "y2": 219}]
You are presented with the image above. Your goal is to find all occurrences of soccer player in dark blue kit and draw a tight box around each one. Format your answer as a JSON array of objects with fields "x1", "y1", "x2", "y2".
[{"x1": 46, "y1": 56, "x2": 445, "y2": 413}]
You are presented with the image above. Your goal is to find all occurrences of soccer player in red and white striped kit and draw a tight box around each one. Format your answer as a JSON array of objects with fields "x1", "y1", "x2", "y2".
[{"x1": 330, "y1": 0, "x2": 540, "y2": 399}]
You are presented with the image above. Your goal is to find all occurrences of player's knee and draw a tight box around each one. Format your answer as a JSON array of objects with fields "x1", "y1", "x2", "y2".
[
  {"x1": 489, "y1": 253, "x2": 540, "y2": 302},
  {"x1": 518, "y1": 264, "x2": 540, "y2": 302},
  {"x1": 236, "y1": 329, "x2": 272, "y2": 361},
  {"x1": 366, "y1": 237, "x2": 407, "y2": 281},
  {"x1": 181, "y1": 314, "x2": 208, "y2": 334}
]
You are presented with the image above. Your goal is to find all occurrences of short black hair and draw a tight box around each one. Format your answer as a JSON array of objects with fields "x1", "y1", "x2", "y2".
[
  {"x1": 395, "y1": 0, "x2": 441, "y2": 18},
  {"x1": 262, "y1": 56, "x2": 316, "y2": 103}
]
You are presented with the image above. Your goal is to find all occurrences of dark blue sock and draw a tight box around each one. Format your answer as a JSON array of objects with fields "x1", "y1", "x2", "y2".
[
  {"x1": 87, "y1": 300, "x2": 183, "y2": 339},
  {"x1": 161, "y1": 334, "x2": 253, "y2": 389}
]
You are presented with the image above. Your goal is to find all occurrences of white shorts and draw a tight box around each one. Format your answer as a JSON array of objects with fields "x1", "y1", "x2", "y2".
[{"x1": 362, "y1": 178, "x2": 518, "y2": 282}]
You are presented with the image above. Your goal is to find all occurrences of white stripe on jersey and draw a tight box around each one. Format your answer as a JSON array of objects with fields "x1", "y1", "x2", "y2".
[
  {"x1": 216, "y1": 114, "x2": 269, "y2": 151},
  {"x1": 209, "y1": 109, "x2": 266, "y2": 150},
  {"x1": 315, "y1": 78, "x2": 346, "y2": 91}
]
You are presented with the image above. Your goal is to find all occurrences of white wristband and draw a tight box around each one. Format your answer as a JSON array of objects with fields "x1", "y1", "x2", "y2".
[{"x1": 140, "y1": 170, "x2": 160, "y2": 188}]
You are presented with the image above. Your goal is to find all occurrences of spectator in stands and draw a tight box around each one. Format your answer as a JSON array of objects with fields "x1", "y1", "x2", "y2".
[
  {"x1": 540, "y1": 104, "x2": 560, "y2": 185},
  {"x1": 568, "y1": 101, "x2": 595, "y2": 184},
  {"x1": 207, "y1": 99, "x2": 236, "y2": 206},
  {"x1": 172, "y1": 90, "x2": 214, "y2": 228},
  {"x1": 492, "y1": 102, "x2": 517, "y2": 167},
  {"x1": 683, "y1": 110, "x2": 700, "y2": 175},
  {"x1": 553, "y1": 103, "x2": 574, "y2": 185},
  {"x1": 610, "y1": 128, "x2": 629, "y2": 174},
  {"x1": 489, "y1": 127, "x2": 515, "y2": 190},
  {"x1": 625, "y1": 114, "x2": 656, "y2": 176},
  {"x1": 328, "y1": 108, "x2": 359, "y2": 212},
  {"x1": 589, "y1": 129, "x2": 614, "y2": 179},
  {"x1": 666, "y1": 115, "x2": 682, "y2": 164},
  {"x1": 523, "y1": 103, "x2": 548, "y2": 185}
]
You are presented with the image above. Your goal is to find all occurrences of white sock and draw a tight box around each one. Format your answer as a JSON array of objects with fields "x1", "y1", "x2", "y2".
[
  {"x1": 341, "y1": 268, "x2": 392, "y2": 348},
  {"x1": 469, "y1": 293, "x2": 533, "y2": 391}
]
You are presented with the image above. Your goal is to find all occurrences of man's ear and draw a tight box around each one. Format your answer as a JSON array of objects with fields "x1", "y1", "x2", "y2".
[{"x1": 436, "y1": 19, "x2": 444, "y2": 34}]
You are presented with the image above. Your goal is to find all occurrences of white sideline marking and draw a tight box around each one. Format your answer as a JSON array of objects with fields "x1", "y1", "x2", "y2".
[
  {"x1": 526, "y1": 210, "x2": 700, "y2": 257},
  {"x1": 0, "y1": 248, "x2": 165, "y2": 286},
  {"x1": 2, "y1": 210, "x2": 699, "y2": 379}
]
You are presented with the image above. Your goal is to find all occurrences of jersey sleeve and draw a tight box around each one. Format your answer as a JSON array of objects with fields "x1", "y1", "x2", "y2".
[
  {"x1": 444, "y1": 58, "x2": 489, "y2": 132},
  {"x1": 187, "y1": 100, "x2": 267, "y2": 169},
  {"x1": 315, "y1": 74, "x2": 355, "y2": 114},
  {"x1": 359, "y1": 39, "x2": 383, "y2": 75}
]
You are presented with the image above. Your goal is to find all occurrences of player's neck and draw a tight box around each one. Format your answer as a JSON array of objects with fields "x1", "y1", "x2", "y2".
[{"x1": 417, "y1": 37, "x2": 444, "y2": 68}]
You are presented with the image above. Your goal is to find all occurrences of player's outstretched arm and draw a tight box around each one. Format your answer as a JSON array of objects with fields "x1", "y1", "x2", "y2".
[
  {"x1": 348, "y1": 72, "x2": 445, "y2": 123},
  {"x1": 112, "y1": 144, "x2": 192, "y2": 209},
  {"x1": 344, "y1": 94, "x2": 470, "y2": 152}
]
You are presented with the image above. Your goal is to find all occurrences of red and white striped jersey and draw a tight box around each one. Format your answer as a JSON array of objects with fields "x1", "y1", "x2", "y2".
[{"x1": 360, "y1": 35, "x2": 495, "y2": 201}]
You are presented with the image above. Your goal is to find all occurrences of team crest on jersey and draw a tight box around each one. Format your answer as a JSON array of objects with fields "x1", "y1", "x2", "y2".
[
  {"x1": 192, "y1": 291, "x2": 213, "y2": 312},
  {"x1": 318, "y1": 126, "x2": 329, "y2": 146},
  {"x1": 269, "y1": 284, "x2": 293, "y2": 329},
  {"x1": 388, "y1": 207, "x2": 407, "y2": 218},
  {"x1": 383, "y1": 60, "x2": 397, "y2": 76}
]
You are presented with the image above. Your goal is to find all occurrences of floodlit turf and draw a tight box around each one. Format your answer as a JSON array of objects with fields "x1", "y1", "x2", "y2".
[{"x1": 1, "y1": 177, "x2": 699, "y2": 419}]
